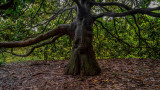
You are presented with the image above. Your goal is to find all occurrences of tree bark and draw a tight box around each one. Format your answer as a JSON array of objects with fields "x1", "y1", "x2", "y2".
[
  {"x1": 65, "y1": 1, "x2": 101, "y2": 75},
  {"x1": 65, "y1": 20, "x2": 101, "y2": 75},
  {"x1": 0, "y1": 24, "x2": 69, "y2": 48}
]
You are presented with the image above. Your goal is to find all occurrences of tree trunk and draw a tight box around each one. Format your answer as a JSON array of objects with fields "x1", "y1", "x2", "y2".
[
  {"x1": 65, "y1": 18, "x2": 101, "y2": 76},
  {"x1": 65, "y1": 0, "x2": 101, "y2": 76}
]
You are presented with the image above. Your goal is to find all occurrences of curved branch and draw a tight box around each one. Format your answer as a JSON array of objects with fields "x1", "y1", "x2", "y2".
[
  {"x1": 31, "y1": 0, "x2": 45, "y2": 20},
  {"x1": 23, "y1": 5, "x2": 76, "y2": 38},
  {"x1": 29, "y1": 3, "x2": 76, "y2": 34},
  {"x1": 91, "y1": 2, "x2": 132, "y2": 10},
  {"x1": 0, "y1": 0, "x2": 13, "y2": 10},
  {"x1": 9, "y1": 35, "x2": 61, "y2": 57},
  {"x1": 96, "y1": 20, "x2": 132, "y2": 47},
  {"x1": 0, "y1": 24, "x2": 70, "y2": 48},
  {"x1": 94, "y1": 7, "x2": 160, "y2": 19},
  {"x1": 29, "y1": 6, "x2": 76, "y2": 29},
  {"x1": 93, "y1": 22, "x2": 99, "y2": 39},
  {"x1": 63, "y1": 10, "x2": 72, "y2": 24}
]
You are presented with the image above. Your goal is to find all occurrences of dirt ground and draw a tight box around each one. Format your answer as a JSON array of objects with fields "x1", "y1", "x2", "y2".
[{"x1": 0, "y1": 58, "x2": 160, "y2": 90}]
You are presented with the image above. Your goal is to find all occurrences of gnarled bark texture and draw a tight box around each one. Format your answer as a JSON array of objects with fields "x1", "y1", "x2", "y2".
[{"x1": 65, "y1": 0, "x2": 101, "y2": 76}]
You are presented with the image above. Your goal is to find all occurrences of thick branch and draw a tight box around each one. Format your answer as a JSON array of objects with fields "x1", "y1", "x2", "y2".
[
  {"x1": 0, "y1": 0, "x2": 13, "y2": 10},
  {"x1": 94, "y1": 7, "x2": 160, "y2": 19},
  {"x1": 9, "y1": 35, "x2": 61, "y2": 57},
  {"x1": 0, "y1": 24, "x2": 70, "y2": 48},
  {"x1": 91, "y1": 2, "x2": 132, "y2": 10}
]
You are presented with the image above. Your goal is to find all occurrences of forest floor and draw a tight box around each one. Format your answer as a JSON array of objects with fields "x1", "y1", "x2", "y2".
[{"x1": 0, "y1": 58, "x2": 160, "y2": 90}]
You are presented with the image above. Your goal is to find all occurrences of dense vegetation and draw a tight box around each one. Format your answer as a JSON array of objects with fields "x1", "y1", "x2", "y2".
[{"x1": 0, "y1": 0, "x2": 160, "y2": 65}]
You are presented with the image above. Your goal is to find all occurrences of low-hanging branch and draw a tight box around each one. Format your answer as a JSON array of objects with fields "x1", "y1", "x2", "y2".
[
  {"x1": 9, "y1": 35, "x2": 61, "y2": 57},
  {"x1": 0, "y1": 24, "x2": 70, "y2": 48},
  {"x1": 119, "y1": 6, "x2": 150, "y2": 48},
  {"x1": 96, "y1": 20, "x2": 155, "y2": 50},
  {"x1": 96, "y1": 20, "x2": 132, "y2": 47}
]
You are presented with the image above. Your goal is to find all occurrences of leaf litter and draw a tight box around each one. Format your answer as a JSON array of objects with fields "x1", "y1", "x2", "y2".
[{"x1": 0, "y1": 58, "x2": 160, "y2": 90}]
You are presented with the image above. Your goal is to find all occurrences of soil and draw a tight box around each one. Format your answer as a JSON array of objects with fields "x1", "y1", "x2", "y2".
[{"x1": 0, "y1": 58, "x2": 160, "y2": 90}]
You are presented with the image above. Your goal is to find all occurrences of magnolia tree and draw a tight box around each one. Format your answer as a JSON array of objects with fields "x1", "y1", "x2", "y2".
[{"x1": 0, "y1": 0, "x2": 160, "y2": 75}]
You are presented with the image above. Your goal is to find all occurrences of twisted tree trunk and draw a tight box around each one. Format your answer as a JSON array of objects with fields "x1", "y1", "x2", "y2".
[{"x1": 65, "y1": 0, "x2": 101, "y2": 76}]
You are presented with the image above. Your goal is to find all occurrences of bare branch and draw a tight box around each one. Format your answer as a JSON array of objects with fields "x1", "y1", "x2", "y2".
[
  {"x1": 120, "y1": 7, "x2": 150, "y2": 48},
  {"x1": 91, "y1": 2, "x2": 132, "y2": 10},
  {"x1": 96, "y1": 20, "x2": 132, "y2": 47},
  {"x1": 94, "y1": 7, "x2": 160, "y2": 19},
  {"x1": 24, "y1": 6, "x2": 76, "y2": 39},
  {"x1": 0, "y1": 24, "x2": 70, "y2": 48},
  {"x1": 113, "y1": 18, "x2": 117, "y2": 37},
  {"x1": 92, "y1": 1, "x2": 160, "y2": 19},
  {"x1": 30, "y1": 6, "x2": 76, "y2": 28},
  {"x1": 9, "y1": 35, "x2": 61, "y2": 57},
  {"x1": 63, "y1": 10, "x2": 72, "y2": 24},
  {"x1": 31, "y1": 0, "x2": 45, "y2": 20},
  {"x1": 29, "y1": 2, "x2": 75, "y2": 33},
  {"x1": 93, "y1": 22, "x2": 99, "y2": 39}
]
